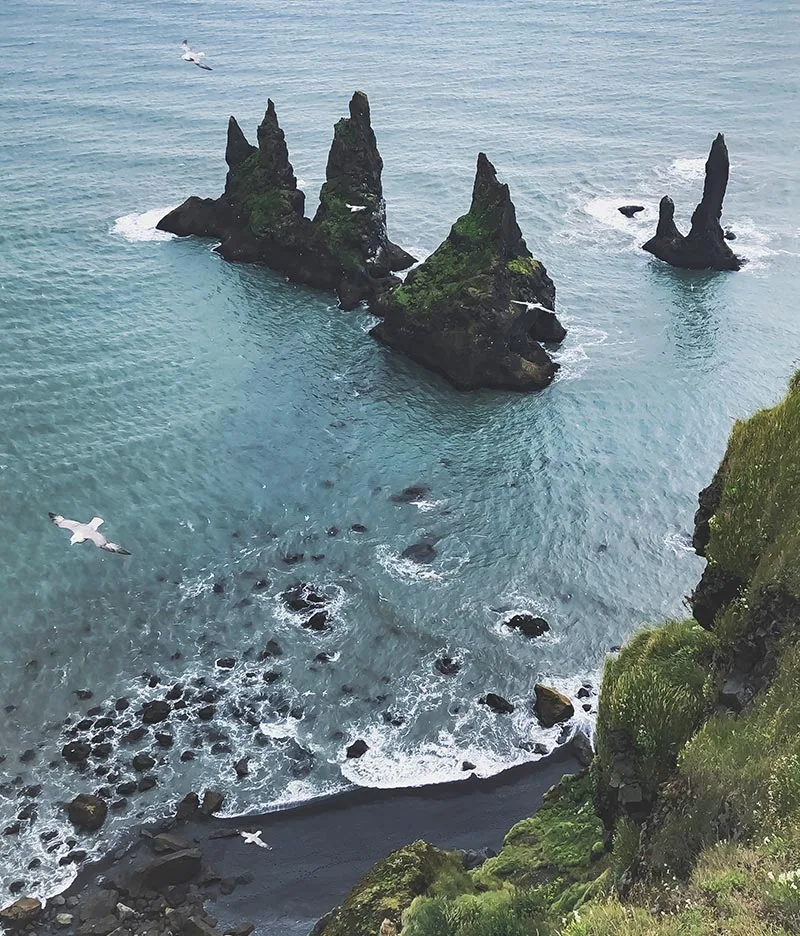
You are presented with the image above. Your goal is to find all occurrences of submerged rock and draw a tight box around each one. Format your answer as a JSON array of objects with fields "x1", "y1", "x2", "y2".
[
  {"x1": 642, "y1": 134, "x2": 743, "y2": 271},
  {"x1": 504, "y1": 613, "x2": 550, "y2": 638},
  {"x1": 533, "y1": 684, "x2": 574, "y2": 728},
  {"x1": 158, "y1": 94, "x2": 413, "y2": 309},
  {"x1": 480, "y1": 692, "x2": 515, "y2": 715},
  {"x1": 372, "y1": 153, "x2": 566, "y2": 391},
  {"x1": 346, "y1": 739, "x2": 369, "y2": 758}
]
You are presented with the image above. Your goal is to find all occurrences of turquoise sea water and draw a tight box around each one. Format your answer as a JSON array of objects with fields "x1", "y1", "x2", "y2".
[{"x1": 1, "y1": 0, "x2": 799, "y2": 902}]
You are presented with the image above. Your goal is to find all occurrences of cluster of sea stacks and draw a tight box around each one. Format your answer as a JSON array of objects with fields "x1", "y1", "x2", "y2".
[{"x1": 158, "y1": 92, "x2": 567, "y2": 392}]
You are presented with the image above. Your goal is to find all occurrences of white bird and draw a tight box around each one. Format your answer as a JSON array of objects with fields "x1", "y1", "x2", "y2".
[
  {"x1": 180, "y1": 40, "x2": 213, "y2": 71},
  {"x1": 510, "y1": 299, "x2": 554, "y2": 314},
  {"x1": 240, "y1": 830, "x2": 271, "y2": 849},
  {"x1": 48, "y1": 513, "x2": 131, "y2": 555},
  {"x1": 345, "y1": 204, "x2": 367, "y2": 213}
]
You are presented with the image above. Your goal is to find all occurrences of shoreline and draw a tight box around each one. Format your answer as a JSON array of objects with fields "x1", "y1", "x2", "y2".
[{"x1": 36, "y1": 744, "x2": 582, "y2": 936}]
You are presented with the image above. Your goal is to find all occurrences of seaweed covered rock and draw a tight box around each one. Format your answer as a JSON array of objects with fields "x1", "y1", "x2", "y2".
[
  {"x1": 158, "y1": 95, "x2": 411, "y2": 308},
  {"x1": 372, "y1": 153, "x2": 566, "y2": 391},
  {"x1": 642, "y1": 134, "x2": 743, "y2": 271},
  {"x1": 315, "y1": 840, "x2": 469, "y2": 936},
  {"x1": 313, "y1": 91, "x2": 415, "y2": 307}
]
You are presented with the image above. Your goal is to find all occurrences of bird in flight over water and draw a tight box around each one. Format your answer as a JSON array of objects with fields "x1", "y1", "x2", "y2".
[
  {"x1": 180, "y1": 41, "x2": 212, "y2": 70},
  {"x1": 48, "y1": 513, "x2": 131, "y2": 555}
]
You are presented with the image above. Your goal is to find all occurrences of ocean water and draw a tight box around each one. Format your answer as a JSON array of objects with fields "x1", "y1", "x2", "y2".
[{"x1": 2, "y1": 0, "x2": 799, "y2": 903}]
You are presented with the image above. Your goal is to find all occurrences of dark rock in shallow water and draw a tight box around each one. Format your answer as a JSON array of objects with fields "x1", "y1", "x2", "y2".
[
  {"x1": 304, "y1": 610, "x2": 330, "y2": 631},
  {"x1": 137, "y1": 775, "x2": 157, "y2": 792},
  {"x1": 158, "y1": 94, "x2": 413, "y2": 309},
  {"x1": 346, "y1": 739, "x2": 369, "y2": 758},
  {"x1": 372, "y1": 153, "x2": 565, "y2": 391},
  {"x1": 724, "y1": 227, "x2": 736, "y2": 240},
  {"x1": 175, "y1": 792, "x2": 200, "y2": 820},
  {"x1": 201, "y1": 790, "x2": 225, "y2": 816},
  {"x1": 282, "y1": 583, "x2": 326, "y2": 612},
  {"x1": 389, "y1": 484, "x2": 431, "y2": 504},
  {"x1": 132, "y1": 752, "x2": 155, "y2": 771},
  {"x1": 479, "y1": 693, "x2": 515, "y2": 714},
  {"x1": 504, "y1": 613, "x2": 550, "y2": 638},
  {"x1": 234, "y1": 756, "x2": 250, "y2": 778},
  {"x1": 62, "y1": 741, "x2": 92, "y2": 764},
  {"x1": 142, "y1": 700, "x2": 171, "y2": 724},
  {"x1": 215, "y1": 657, "x2": 236, "y2": 670},
  {"x1": 67, "y1": 793, "x2": 108, "y2": 831},
  {"x1": 401, "y1": 542, "x2": 437, "y2": 564},
  {"x1": 618, "y1": 204, "x2": 645, "y2": 218},
  {"x1": 642, "y1": 134, "x2": 743, "y2": 271},
  {"x1": 534, "y1": 684, "x2": 574, "y2": 728},
  {"x1": 74, "y1": 689, "x2": 93, "y2": 701},
  {"x1": 435, "y1": 656, "x2": 461, "y2": 676}
]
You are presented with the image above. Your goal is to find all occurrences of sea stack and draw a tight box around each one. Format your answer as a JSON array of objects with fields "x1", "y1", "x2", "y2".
[
  {"x1": 372, "y1": 153, "x2": 566, "y2": 391},
  {"x1": 642, "y1": 134, "x2": 743, "y2": 271},
  {"x1": 157, "y1": 94, "x2": 413, "y2": 307},
  {"x1": 313, "y1": 91, "x2": 416, "y2": 308}
]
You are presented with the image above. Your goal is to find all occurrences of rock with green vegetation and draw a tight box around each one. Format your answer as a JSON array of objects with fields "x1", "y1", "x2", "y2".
[
  {"x1": 594, "y1": 620, "x2": 716, "y2": 824},
  {"x1": 312, "y1": 91, "x2": 415, "y2": 307},
  {"x1": 315, "y1": 840, "x2": 471, "y2": 936},
  {"x1": 372, "y1": 153, "x2": 566, "y2": 391},
  {"x1": 158, "y1": 94, "x2": 411, "y2": 307}
]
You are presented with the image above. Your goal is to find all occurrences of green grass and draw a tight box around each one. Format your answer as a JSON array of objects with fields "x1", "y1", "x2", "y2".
[
  {"x1": 596, "y1": 620, "x2": 716, "y2": 806},
  {"x1": 705, "y1": 377, "x2": 800, "y2": 598}
]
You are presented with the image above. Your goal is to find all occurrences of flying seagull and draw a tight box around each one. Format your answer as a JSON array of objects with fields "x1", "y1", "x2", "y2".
[
  {"x1": 48, "y1": 513, "x2": 131, "y2": 555},
  {"x1": 180, "y1": 40, "x2": 212, "y2": 70},
  {"x1": 240, "y1": 830, "x2": 272, "y2": 849},
  {"x1": 510, "y1": 299, "x2": 554, "y2": 314},
  {"x1": 345, "y1": 204, "x2": 367, "y2": 213}
]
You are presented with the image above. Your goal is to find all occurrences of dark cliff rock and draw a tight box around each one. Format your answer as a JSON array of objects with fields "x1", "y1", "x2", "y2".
[
  {"x1": 313, "y1": 91, "x2": 415, "y2": 307},
  {"x1": 158, "y1": 94, "x2": 412, "y2": 309},
  {"x1": 372, "y1": 153, "x2": 566, "y2": 391},
  {"x1": 642, "y1": 133, "x2": 743, "y2": 271}
]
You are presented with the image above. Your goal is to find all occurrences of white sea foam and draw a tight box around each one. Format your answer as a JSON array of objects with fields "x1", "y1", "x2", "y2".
[
  {"x1": 551, "y1": 321, "x2": 610, "y2": 381},
  {"x1": 583, "y1": 196, "x2": 654, "y2": 237},
  {"x1": 664, "y1": 531, "x2": 695, "y2": 555},
  {"x1": 111, "y1": 207, "x2": 178, "y2": 243},
  {"x1": 667, "y1": 156, "x2": 706, "y2": 181}
]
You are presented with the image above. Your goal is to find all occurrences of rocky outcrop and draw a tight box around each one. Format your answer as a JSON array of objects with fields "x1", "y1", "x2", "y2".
[
  {"x1": 67, "y1": 793, "x2": 108, "y2": 832},
  {"x1": 0, "y1": 897, "x2": 42, "y2": 927},
  {"x1": 313, "y1": 91, "x2": 415, "y2": 307},
  {"x1": 372, "y1": 153, "x2": 566, "y2": 391},
  {"x1": 534, "y1": 684, "x2": 574, "y2": 728},
  {"x1": 158, "y1": 94, "x2": 413, "y2": 309},
  {"x1": 642, "y1": 134, "x2": 743, "y2": 271}
]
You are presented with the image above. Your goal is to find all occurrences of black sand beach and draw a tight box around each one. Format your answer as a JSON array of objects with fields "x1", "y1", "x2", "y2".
[{"x1": 42, "y1": 747, "x2": 580, "y2": 936}]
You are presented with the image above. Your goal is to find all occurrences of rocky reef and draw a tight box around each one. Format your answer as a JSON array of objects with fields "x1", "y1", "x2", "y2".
[
  {"x1": 303, "y1": 371, "x2": 800, "y2": 936},
  {"x1": 372, "y1": 153, "x2": 566, "y2": 391},
  {"x1": 158, "y1": 93, "x2": 414, "y2": 309},
  {"x1": 642, "y1": 133, "x2": 743, "y2": 271}
]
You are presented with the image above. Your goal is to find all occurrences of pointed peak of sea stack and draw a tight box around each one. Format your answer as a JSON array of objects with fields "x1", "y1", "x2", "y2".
[
  {"x1": 254, "y1": 99, "x2": 298, "y2": 191},
  {"x1": 225, "y1": 116, "x2": 256, "y2": 170},
  {"x1": 465, "y1": 153, "x2": 526, "y2": 257},
  {"x1": 642, "y1": 133, "x2": 742, "y2": 271},
  {"x1": 349, "y1": 90, "x2": 371, "y2": 123}
]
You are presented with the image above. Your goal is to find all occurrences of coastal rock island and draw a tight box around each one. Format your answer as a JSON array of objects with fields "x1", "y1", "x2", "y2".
[
  {"x1": 642, "y1": 133, "x2": 743, "y2": 271},
  {"x1": 372, "y1": 153, "x2": 566, "y2": 391},
  {"x1": 157, "y1": 93, "x2": 414, "y2": 309}
]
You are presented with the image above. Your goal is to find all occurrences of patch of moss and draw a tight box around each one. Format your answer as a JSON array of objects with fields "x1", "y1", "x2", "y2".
[{"x1": 319, "y1": 840, "x2": 470, "y2": 936}]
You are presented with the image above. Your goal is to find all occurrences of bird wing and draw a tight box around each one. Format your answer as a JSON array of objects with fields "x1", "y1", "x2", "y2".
[
  {"x1": 194, "y1": 61, "x2": 212, "y2": 70},
  {"x1": 89, "y1": 517, "x2": 104, "y2": 530},
  {"x1": 100, "y1": 540, "x2": 131, "y2": 556},
  {"x1": 49, "y1": 512, "x2": 79, "y2": 532},
  {"x1": 181, "y1": 40, "x2": 190, "y2": 51}
]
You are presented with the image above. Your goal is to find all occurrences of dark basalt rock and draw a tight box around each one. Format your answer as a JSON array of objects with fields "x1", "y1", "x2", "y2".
[
  {"x1": 142, "y1": 700, "x2": 171, "y2": 724},
  {"x1": 282, "y1": 583, "x2": 327, "y2": 613},
  {"x1": 62, "y1": 741, "x2": 92, "y2": 764},
  {"x1": 534, "y1": 684, "x2": 574, "y2": 728},
  {"x1": 401, "y1": 542, "x2": 437, "y2": 564},
  {"x1": 435, "y1": 656, "x2": 461, "y2": 676},
  {"x1": 67, "y1": 794, "x2": 108, "y2": 832},
  {"x1": 642, "y1": 134, "x2": 743, "y2": 271},
  {"x1": 346, "y1": 739, "x2": 369, "y2": 758},
  {"x1": 0, "y1": 897, "x2": 42, "y2": 927},
  {"x1": 200, "y1": 790, "x2": 225, "y2": 816},
  {"x1": 158, "y1": 95, "x2": 413, "y2": 310},
  {"x1": 389, "y1": 484, "x2": 431, "y2": 504},
  {"x1": 690, "y1": 563, "x2": 745, "y2": 629},
  {"x1": 692, "y1": 461, "x2": 726, "y2": 556},
  {"x1": 138, "y1": 848, "x2": 202, "y2": 889},
  {"x1": 618, "y1": 205, "x2": 645, "y2": 218},
  {"x1": 479, "y1": 693, "x2": 515, "y2": 714},
  {"x1": 372, "y1": 153, "x2": 566, "y2": 391},
  {"x1": 504, "y1": 613, "x2": 550, "y2": 638},
  {"x1": 132, "y1": 752, "x2": 155, "y2": 771},
  {"x1": 313, "y1": 90, "x2": 415, "y2": 307}
]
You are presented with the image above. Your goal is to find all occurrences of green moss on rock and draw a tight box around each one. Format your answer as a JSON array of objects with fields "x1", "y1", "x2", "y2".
[{"x1": 318, "y1": 840, "x2": 470, "y2": 936}]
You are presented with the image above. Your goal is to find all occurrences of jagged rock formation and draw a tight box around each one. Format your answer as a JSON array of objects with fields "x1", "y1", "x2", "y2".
[
  {"x1": 313, "y1": 91, "x2": 415, "y2": 307},
  {"x1": 158, "y1": 94, "x2": 413, "y2": 309},
  {"x1": 372, "y1": 153, "x2": 566, "y2": 391},
  {"x1": 642, "y1": 133, "x2": 743, "y2": 270}
]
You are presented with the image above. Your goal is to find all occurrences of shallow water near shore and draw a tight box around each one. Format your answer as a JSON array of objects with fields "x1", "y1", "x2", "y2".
[{"x1": 2, "y1": 0, "x2": 800, "y2": 903}]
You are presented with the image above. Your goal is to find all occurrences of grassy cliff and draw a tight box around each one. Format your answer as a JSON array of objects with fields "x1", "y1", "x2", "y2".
[{"x1": 315, "y1": 373, "x2": 800, "y2": 936}]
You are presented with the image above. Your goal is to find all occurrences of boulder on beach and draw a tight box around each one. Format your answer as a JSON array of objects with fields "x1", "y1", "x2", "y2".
[
  {"x1": 534, "y1": 684, "x2": 574, "y2": 728},
  {"x1": 67, "y1": 793, "x2": 108, "y2": 832},
  {"x1": 0, "y1": 897, "x2": 42, "y2": 927},
  {"x1": 642, "y1": 133, "x2": 743, "y2": 271},
  {"x1": 158, "y1": 94, "x2": 413, "y2": 310},
  {"x1": 372, "y1": 153, "x2": 566, "y2": 391}
]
